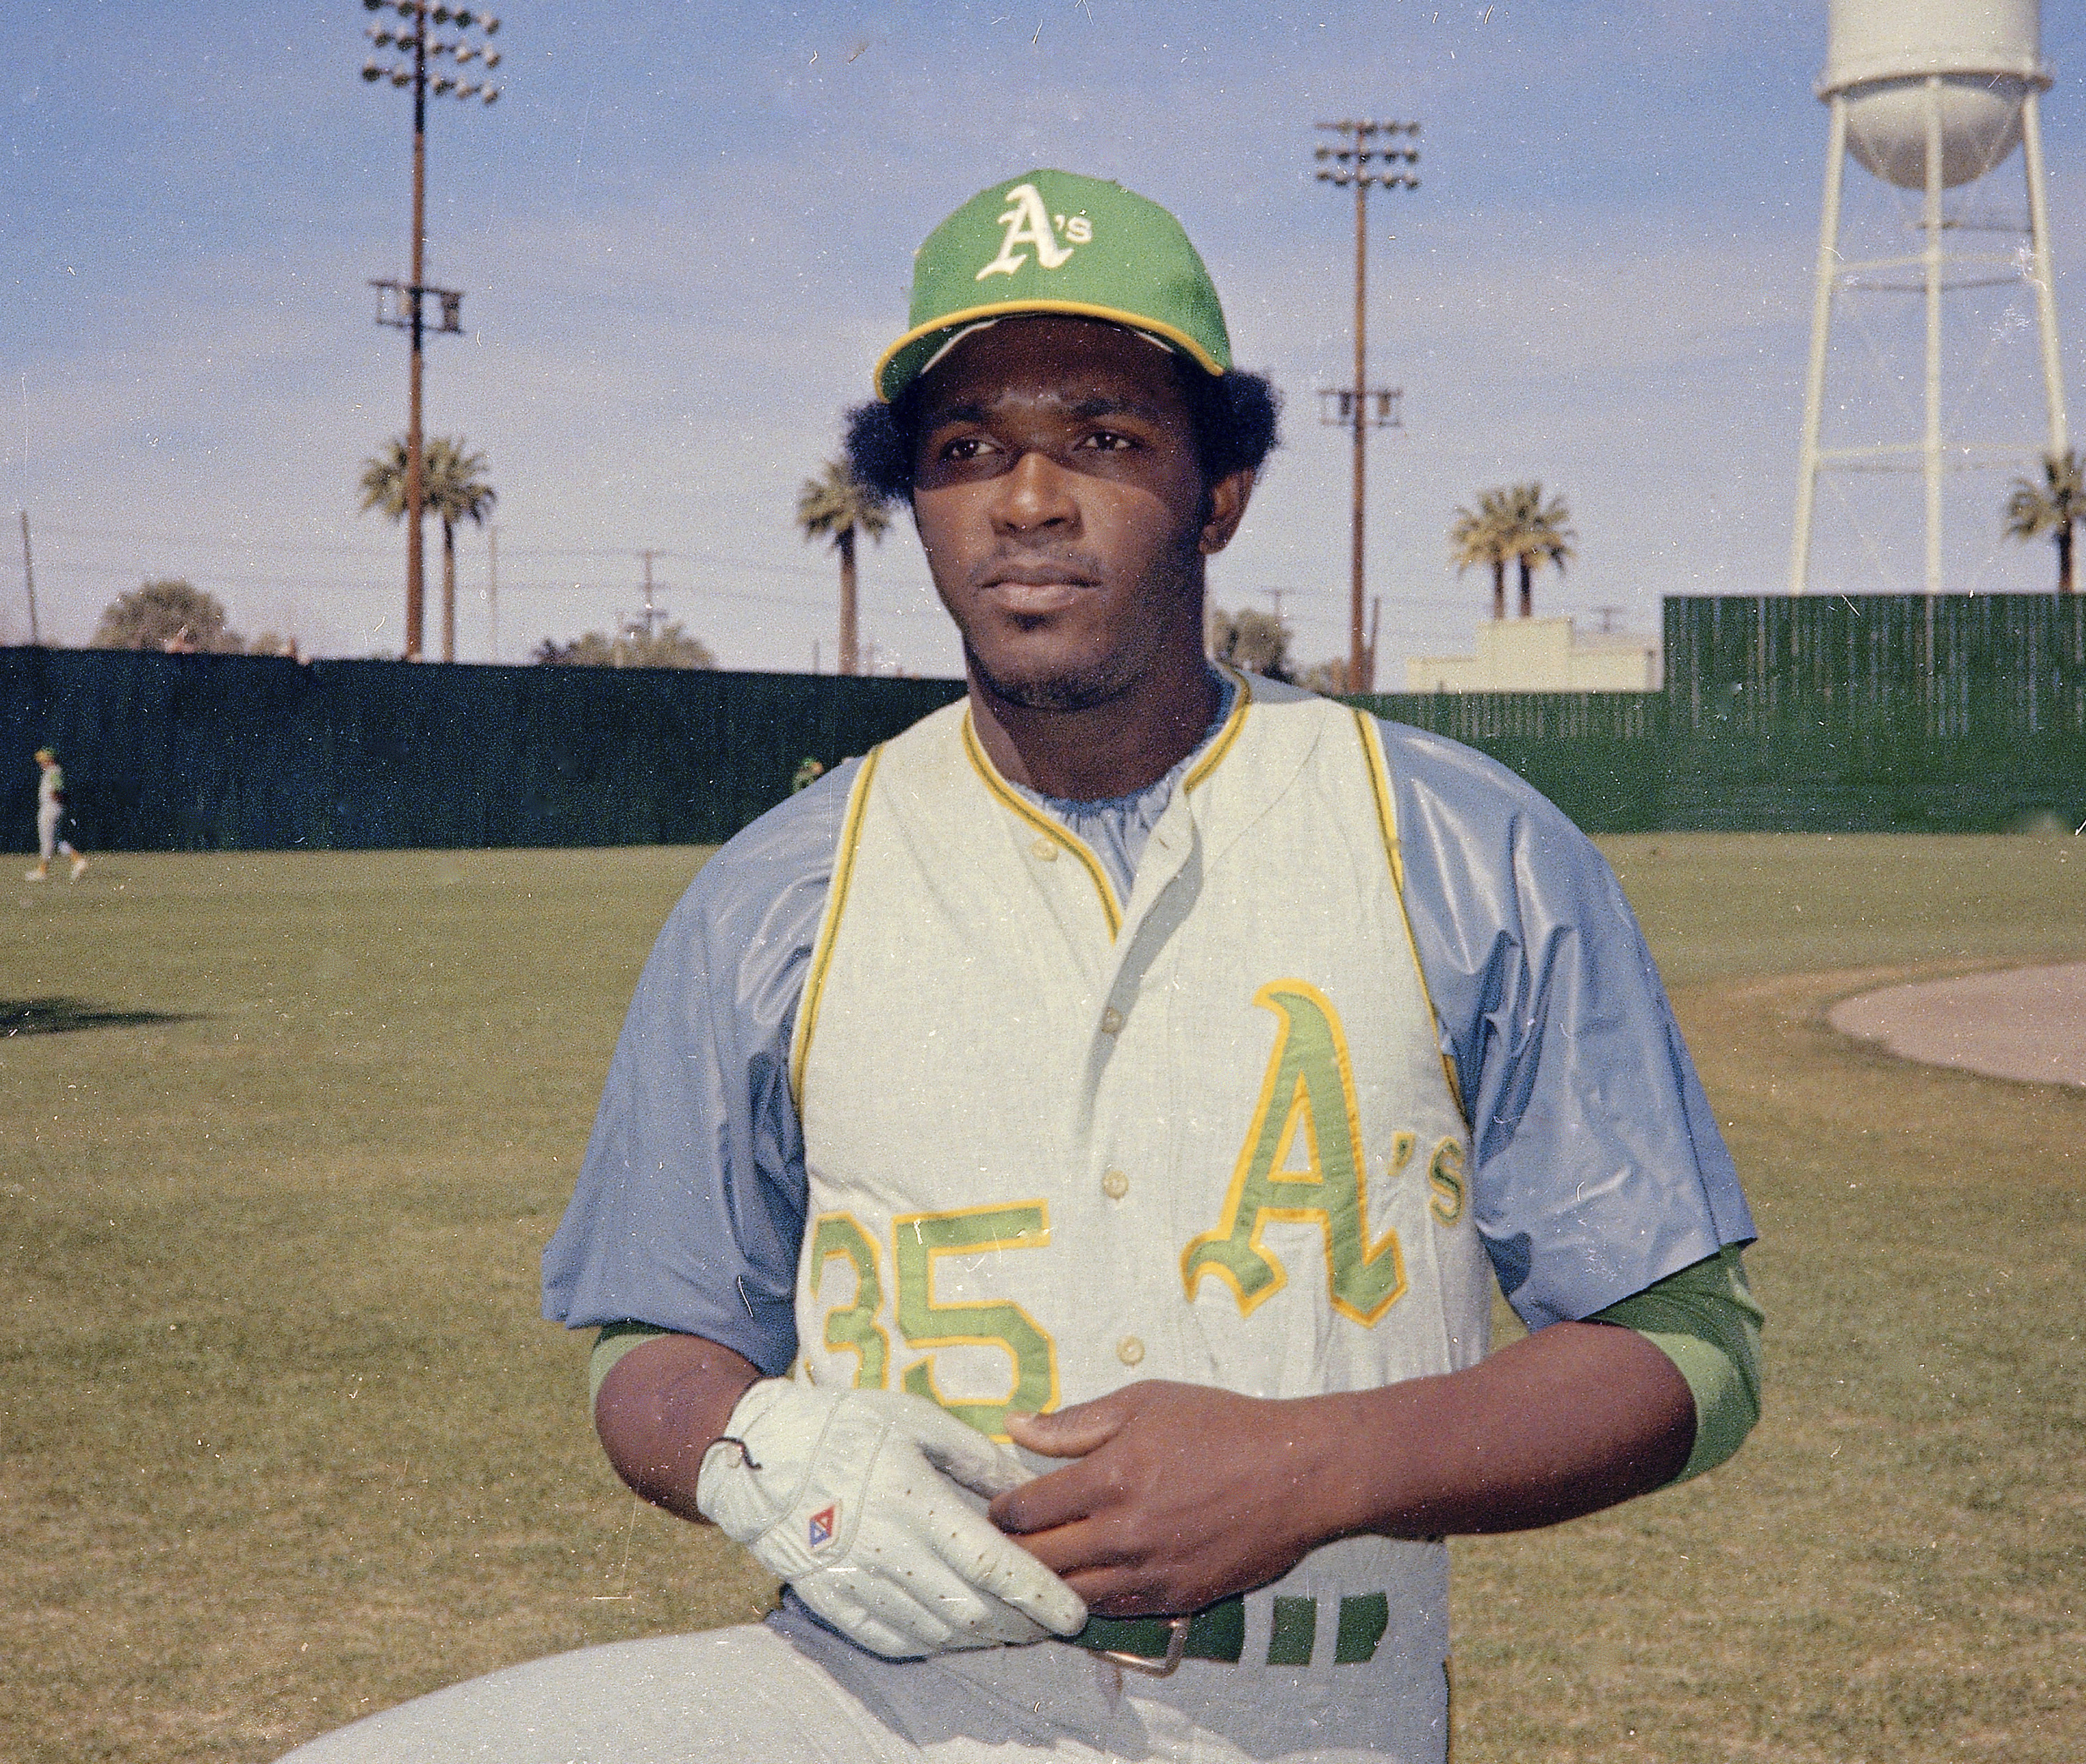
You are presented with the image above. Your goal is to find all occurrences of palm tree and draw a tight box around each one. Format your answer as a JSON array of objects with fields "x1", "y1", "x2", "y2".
[
  {"x1": 1450, "y1": 488, "x2": 1515, "y2": 622},
  {"x1": 2003, "y1": 448, "x2": 2083, "y2": 595},
  {"x1": 796, "y1": 460, "x2": 890, "y2": 676},
  {"x1": 1502, "y1": 482, "x2": 1575, "y2": 619},
  {"x1": 358, "y1": 436, "x2": 498, "y2": 661}
]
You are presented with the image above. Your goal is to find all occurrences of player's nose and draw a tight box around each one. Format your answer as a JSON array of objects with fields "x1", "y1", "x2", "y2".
[{"x1": 989, "y1": 448, "x2": 1080, "y2": 534}]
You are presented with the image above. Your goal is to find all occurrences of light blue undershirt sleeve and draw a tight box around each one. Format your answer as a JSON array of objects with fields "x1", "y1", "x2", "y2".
[
  {"x1": 1379, "y1": 718, "x2": 1756, "y2": 1328},
  {"x1": 539, "y1": 758, "x2": 862, "y2": 1375}
]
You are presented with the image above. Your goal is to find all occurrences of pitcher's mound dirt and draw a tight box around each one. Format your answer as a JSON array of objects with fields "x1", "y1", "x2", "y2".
[{"x1": 1828, "y1": 962, "x2": 2086, "y2": 1090}]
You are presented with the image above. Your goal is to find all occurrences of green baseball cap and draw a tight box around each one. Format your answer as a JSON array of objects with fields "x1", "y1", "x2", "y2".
[{"x1": 873, "y1": 169, "x2": 1233, "y2": 403}]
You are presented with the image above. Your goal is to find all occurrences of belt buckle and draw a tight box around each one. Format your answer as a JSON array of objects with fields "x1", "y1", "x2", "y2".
[{"x1": 1098, "y1": 1614, "x2": 1190, "y2": 1678}]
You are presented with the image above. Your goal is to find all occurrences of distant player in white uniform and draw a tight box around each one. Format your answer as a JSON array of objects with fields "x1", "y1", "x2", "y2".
[
  {"x1": 280, "y1": 171, "x2": 1762, "y2": 1763},
  {"x1": 26, "y1": 747, "x2": 88, "y2": 882}
]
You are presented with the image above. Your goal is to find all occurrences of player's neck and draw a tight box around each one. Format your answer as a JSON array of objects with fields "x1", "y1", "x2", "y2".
[{"x1": 966, "y1": 652, "x2": 1219, "y2": 804}]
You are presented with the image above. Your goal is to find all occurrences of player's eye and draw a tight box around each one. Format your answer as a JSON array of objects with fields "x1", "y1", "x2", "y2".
[
  {"x1": 1076, "y1": 429, "x2": 1137, "y2": 453},
  {"x1": 935, "y1": 434, "x2": 996, "y2": 463}
]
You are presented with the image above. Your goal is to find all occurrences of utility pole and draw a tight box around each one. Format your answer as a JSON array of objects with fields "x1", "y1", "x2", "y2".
[
  {"x1": 640, "y1": 551, "x2": 661, "y2": 640},
  {"x1": 18, "y1": 510, "x2": 38, "y2": 646},
  {"x1": 361, "y1": 1, "x2": 501, "y2": 660},
  {"x1": 486, "y1": 523, "x2": 498, "y2": 661},
  {"x1": 1314, "y1": 118, "x2": 1419, "y2": 694}
]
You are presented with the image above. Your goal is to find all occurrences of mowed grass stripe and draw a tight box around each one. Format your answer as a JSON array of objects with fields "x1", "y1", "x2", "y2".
[{"x1": 3, "y1": 838, "x2": 2083, "y2": 1763}]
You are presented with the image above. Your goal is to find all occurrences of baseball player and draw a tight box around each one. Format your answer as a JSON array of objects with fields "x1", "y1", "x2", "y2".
[
  {"x1": 280, "y1": 170, "x2": 1761, "y2": 1763},
  {"x1": 26, "y1": 747, "x2": 88, "y2": 882}
]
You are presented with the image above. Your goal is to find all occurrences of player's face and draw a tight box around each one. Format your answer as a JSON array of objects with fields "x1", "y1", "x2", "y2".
[{"x1": 909, "y1": 318, "x2": 1250, "y2": 713}]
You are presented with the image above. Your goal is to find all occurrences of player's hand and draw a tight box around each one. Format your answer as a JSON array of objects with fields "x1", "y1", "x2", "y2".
[
  {"x1": 695, "y1": 1380, "x2": 1088, "y2": 1659},
  {"x1": 991, "y1": 1381, "x2": 1332, "y2": 1617}
]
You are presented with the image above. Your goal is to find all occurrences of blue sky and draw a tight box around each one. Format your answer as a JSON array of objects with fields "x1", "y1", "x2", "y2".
[{"x1": 7, "y1": 1, "x2": 2086, "y2": 676}]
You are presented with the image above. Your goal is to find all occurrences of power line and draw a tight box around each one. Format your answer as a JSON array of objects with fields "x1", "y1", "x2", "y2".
[
  {"x1": 24, "y1": 523, "x2": 853, "y2": 588},
  {"x1": 33, "y1": 523, "x2": 402, "y2": 557}
]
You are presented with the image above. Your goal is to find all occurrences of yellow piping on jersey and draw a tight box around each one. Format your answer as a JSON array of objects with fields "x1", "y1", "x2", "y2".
[
  {"x1": 1353, "y1": 709, "x2": 1469, "y2": 1128},
  {"x1": 960, "y1": 712, "x2": 1124, "y2": 939},
  {"x1": 791, "y1": 744, "x2": 883, "y2": 1111},
  {"x1": 1183, "y1": 665, "x2": 1253, "y2": 792}
]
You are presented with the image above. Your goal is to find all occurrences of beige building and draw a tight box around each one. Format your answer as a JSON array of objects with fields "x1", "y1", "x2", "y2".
[{"x1": 1404, "y1": 616, "x2": 1659, "y2": 693}]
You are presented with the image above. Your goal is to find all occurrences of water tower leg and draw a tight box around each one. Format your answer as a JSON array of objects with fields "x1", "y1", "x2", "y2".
[
  {"x1": 1789, "y1": 94, "x2": 1848, "y2": 596},
  {"x1": 1922, "y1": 77, "x2": 1945, "y2": 598},
  {"x1": 2021, "y1": 88, "x2": 2069, "y2": 460}
]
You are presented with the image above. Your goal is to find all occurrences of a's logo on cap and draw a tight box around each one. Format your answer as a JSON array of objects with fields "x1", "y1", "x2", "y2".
[
  {"x1": 807, "y1": 1503, "x2": 839, "y2": 1550},
  {"x1": 976, "y1": 182, "x2": 1091, "y2": 281}
]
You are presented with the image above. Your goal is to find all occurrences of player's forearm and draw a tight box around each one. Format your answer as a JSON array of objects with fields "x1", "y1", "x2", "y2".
[
  {"x1": 593, "y1": 1332, "x2": 764, "y2": 1523},
  {"x1": 1311, "y1": 1320, "x2": 1696, "y2": 1539}
]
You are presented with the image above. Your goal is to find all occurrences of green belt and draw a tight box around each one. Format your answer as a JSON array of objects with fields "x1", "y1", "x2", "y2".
[
  {"x1": 1067, "y1": 1591, "x2": 1392, "y2": 1676},
  {"x1": 1068, "y1": 1597, "x2": 1245, "y2": 1674}
]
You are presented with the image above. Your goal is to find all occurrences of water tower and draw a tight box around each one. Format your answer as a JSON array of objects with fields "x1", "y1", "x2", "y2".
[{"x1": 1789, "y1": 0, "x2": 2068, "y2": 594}]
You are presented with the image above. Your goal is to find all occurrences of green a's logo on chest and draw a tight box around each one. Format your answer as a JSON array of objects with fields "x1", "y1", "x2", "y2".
[{"x1": 1182, "y1": 980, "x2": 1412, "y2": 1325}]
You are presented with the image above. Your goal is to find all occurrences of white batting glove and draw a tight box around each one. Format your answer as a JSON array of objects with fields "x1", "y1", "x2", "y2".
[{"x1": 695, "y1": 1379, "x2": 1087, "y2": 1660}]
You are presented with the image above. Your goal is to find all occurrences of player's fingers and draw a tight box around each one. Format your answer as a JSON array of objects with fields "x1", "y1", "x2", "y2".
[
  {"x1": 908, "y1": 1406, "x2": 1034, "y2": 1500},
  {"x1": 849, "y1": 1541, "x2": 1051, "y2": 1649},
  {"x1": 982, "y1": 1497, "x2": 1148, "y2": 1594},
  {"x1": 951, "y1": 1528, "x2": 1088, "y2": 1637},
  {"x1": 913, "y1": 1495, "x2": 1087, "y2": 1635},
  {"x1": 814, "y1": 1563, "x2": 966, "y2": 1657},
  {"x1": 1004, "y1": 1392, "x2": 1132, "y2": 1461},
  {"x1": 987, "y1": 1445, "x2": 1130, "y2": 1538},
  {"x1": 794, "y1": 1582, "x2": 938, "y2": 1661}
]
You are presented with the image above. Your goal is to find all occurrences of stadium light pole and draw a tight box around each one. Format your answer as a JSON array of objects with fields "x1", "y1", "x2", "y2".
[
  {"x1": 361, "y1": 1, "x2": 500, "y2": 660},
  {"x1": 1314, "y1": 119, "x2": 1419, "y2": 694}
]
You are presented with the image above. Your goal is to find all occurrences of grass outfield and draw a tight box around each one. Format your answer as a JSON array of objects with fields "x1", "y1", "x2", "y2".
[{"x1": 3, "y1": 836, "x2": 2083, "y2": 1763}]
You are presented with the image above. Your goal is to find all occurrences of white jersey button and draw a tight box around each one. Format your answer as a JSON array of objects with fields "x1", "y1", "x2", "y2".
[
  {"x1": 1031, "y1": 837, "x2": 1057, "y2": 861},
  {"x1": 1100, "y1": 1007, "x2": 1124, "y2": 1037},
  {"x1": 1100, "y1": 1168, "x2": 1129, "y2": 1200},
  {"x1": 1116, "y1": 1337, "x2": 1146, "y2": 1367}
]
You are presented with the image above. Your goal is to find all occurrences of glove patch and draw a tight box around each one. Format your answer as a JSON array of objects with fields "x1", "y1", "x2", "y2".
[{"x1": 807, "y1": 1502, "x2": 839, "y2": 1551}]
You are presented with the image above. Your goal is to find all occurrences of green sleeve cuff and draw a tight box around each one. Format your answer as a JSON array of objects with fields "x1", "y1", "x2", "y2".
[
  {"x1": 589, "y1": 1321, "x2": 674, "y2": 1409},
  {"x1": 1593, "y1": 1246, "x2": 1764, "y2": 1484}
]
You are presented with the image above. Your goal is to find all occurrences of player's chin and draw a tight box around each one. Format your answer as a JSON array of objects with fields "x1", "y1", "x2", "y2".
[{"x1": 964, "y1": 637, "x2": 1137, "y2": 715}]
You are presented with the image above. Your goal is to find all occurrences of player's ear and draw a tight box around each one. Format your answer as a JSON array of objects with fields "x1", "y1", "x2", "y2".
[{"x1": 1199, "y1": 468, "x2": 1256, "y2": 556}]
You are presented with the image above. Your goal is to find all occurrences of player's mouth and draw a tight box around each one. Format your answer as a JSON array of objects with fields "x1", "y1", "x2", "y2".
[{"x1": 977, "y1": 559, "x2": 1101, "y2": 617}]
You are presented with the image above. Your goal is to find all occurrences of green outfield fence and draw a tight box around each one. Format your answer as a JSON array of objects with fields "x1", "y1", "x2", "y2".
[
  {"x1": 6, "y1": 594, "x2": 2083, "y2": 849},
  {"x1": 1, "y1": 647, "x2": 964, "y2": 852},
  {"x1": 1357, "y1": 593, "x2": 2086, "y2": 833}
]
